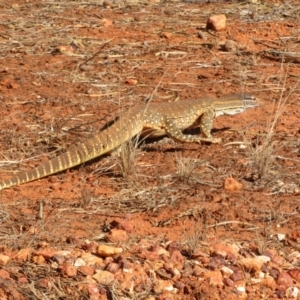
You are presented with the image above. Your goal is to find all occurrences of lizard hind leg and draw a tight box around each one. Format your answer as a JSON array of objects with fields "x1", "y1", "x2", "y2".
[{"x1": 198, "y1": 109, "x2": 221, "y2": 144}]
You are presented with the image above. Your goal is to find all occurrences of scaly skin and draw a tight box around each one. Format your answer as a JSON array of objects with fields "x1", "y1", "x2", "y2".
[{"x1": 0, "y1": 94, "x2": 258, "y2": 190}]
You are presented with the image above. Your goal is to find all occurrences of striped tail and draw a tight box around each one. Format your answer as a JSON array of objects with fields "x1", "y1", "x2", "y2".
[{"x1": 0, "y1": 114, "x2": 143, "y2": 190}]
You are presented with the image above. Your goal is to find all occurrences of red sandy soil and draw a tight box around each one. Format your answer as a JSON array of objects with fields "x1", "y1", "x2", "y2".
[{"x1": 0, "y1": 0, "x2": 299, "y2": 299}]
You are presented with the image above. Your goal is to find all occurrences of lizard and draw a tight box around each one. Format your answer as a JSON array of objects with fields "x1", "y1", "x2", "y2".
[{"x1": 0, "y1": 93, "x2": 258, "y2": 190}]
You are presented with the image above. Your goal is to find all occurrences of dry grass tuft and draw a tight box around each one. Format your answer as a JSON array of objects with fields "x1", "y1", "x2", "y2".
[
  {"x1": 175, "y1": 153, "x2": 199, "y2": 184},
  {"x1": 244, "y1": 72, "x2": 300, "y2": 180}
]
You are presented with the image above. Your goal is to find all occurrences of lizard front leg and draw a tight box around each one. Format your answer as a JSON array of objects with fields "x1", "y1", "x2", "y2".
[{"x1": 198, "y1": 108, "x2": 221, "y2": 143}]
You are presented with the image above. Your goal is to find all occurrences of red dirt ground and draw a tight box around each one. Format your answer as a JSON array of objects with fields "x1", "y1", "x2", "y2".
[{"x1": 0, "y1": 0, "x2": 300, "y2": 299}]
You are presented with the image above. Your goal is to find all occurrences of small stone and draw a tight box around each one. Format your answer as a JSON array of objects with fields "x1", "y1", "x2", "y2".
[
  {"x1": 170, "y1": 250, "x2": 184, "y2": 263},
  {"x1": 78, "y1": 266, "x2": 95, "y2": 276},
  {"x1": 0, "y1": 254, "x2": 10, "y2": 266},
  {"x1": 277, "y1": 271, "x2": 293, "y2": 288},
  {"x1": 103, "y1": 0, "x2": 113, "y2": 7},
  {"x1": 101, "y1": 18, "x2": 113, "y2": 27},
  {"x1": 286, "y1": 286, "x2": 299, "y2": 298},
  {"x1": 97, "y1": 245, "x2": 123, "y2": 257},
  {"x1": 238, "y1": 256, "x2": 270, "y2": 272},
  {"x1": 125, "y1": 78, "x2": 138, "y2": 85},
  {"x1": 88, "y1": 283, "x2": 100, "y2": 300},
  {"x1": 52, "y1": 254, "x2": 66, "y2": 264},
  {"x1": 211, "y1": 243, "x2": 239, "y2": 258},
  {"x1": 162, "y1": 32, "x2": 172, "y2": 39},
  {"x1": 33, "y1": 255, "x2": 46, "y2": 265},
  {"x1": 0, "y1": 269, "x2": 11, "y2": 280},
  {"x1": 106, "y1": 262, "x2": 120, "y2": 274},
  {"x1": 14, "y1": 248, "x2": 33, "y2": 262},
  {"x1": 81, "y1": 252, "x2": 104, "y2": 266},
  {"x1": 205, "y1": 270, "x2": 224, "y2": 286},
  {"x1": 106, "y1": 229, "x2": 129, "y2": 243},
  {"x1": 288, "y1": 269, "x2": 300, "y2": 283},
  {"x1": 221, "y1": 266, "x2": 234, "y2": 277},
  {"x1": 59, "y1": 263, "x2": 77, "y2": 277},
  {"x1": 224, "y1": 177, "x2": 243, "y2": 191},
  {"x1": 223, "y1": 40, "x2": 239, "y2": 52},
  {"x1": 34, "y1": 248, "x2": 55, "y2": 259},
  {"x1": 153, "y1": 279, "x2": 174, "y2": 294},
  {"x1": 74, "y1": 258, "x2": 86, "y2": 267},
  {"x1": 272, "y1": 254, "x2": 285, "y2": 266},
  {"x1": 92, "y1": 270, "x2": 115, "y2": 285},
  {"x1": 277, "y1": 233, "x2": 286, "y2": 241},
  {"x1": 206, "y1": 14, "x2": 226, "y2": 31}
]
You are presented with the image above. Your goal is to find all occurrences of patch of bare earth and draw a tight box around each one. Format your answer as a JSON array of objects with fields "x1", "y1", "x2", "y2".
[{"x1": 0, "y1": 0, "x2": 300, "y2": 299}]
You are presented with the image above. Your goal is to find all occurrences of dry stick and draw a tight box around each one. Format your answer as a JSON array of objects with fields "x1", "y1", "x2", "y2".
[
  {"x1": 78, "y1": 38, "x2": 114, "y2": 69},
  {"x1": 207, "y1": 220, "x2": 259, "y2": 230}
]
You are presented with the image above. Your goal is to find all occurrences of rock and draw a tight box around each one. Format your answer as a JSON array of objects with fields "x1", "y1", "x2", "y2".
[
  {"x1": 78, "y1": 266, "x2": 95, "y2": 276},
  {"x1": 92, "y1": 270, "x2": 115, "y2": 284},
  {"x1": 277, "y1": 271, "x2": 293, "y2": 289},
  {"x1": 238, "y1": 256, "x2": 270, "y2": 272},
  {"x1": 223, "y1": 40, "x2": 239, "y2": 52},
  {"x1": 81, "y1": 252, "x2": 104, "y2": 266},
  {"x1": 97, "y1": 245, "x2": 123, "y2": 257},
  {"x1": 288, "y1": 269, "x2": 300, "y2": 283},
  {"x1": 14, "y1": 248, "x2": 33, "y2": 262},
  {"x1": 0, "y1": 254, "x2": 10, "y2": 266},
  {"x1": 204, "y1": 270, "x2": 224, "y2": 286},
  {"x1": 74, "y1": 258, "x2": 86, "y2": 267},
  {"x1": 153, "y1": 279, "x2": 174, "y2": 294},
  {"x1": 224, "y1": 177, "x2": 243, "y2": 191},
  {"x1": 206, "y1": 14, "x2": 226, "y2": 31},
  {"x1": 106, "y1": 229, "x2": 129, "y2": 243},
  {"x1": 59, "y1": 263, "x2": 77, "y2": 277}
]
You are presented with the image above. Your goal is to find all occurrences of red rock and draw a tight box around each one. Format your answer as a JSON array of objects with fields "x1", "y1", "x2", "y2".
[
  {"x1": 92, "y1": 270, "x2": 115, "y2": 284},
  {"x1": 106, "y1": 262, "x2": 120, "y2": 274},
  {"x1": 125, "y1": 78, "x2": 138, "y2": 85},
  {"x1": 162, "y1": 32, "x2": 172, "y2": 39},
  {"x1": 81, "y1": 240, "x2": 98, "y2": 253},
  {"x1": 206, "y1": 14, "x2": 226, "y2": 31},
  {"x1": 0, "y1": 254, "x2": 10, "y2": 266},
  {"x1": 88, "y1": 283, "x2": 100, "y2": 300},
  {"x1": 59, "y1": 263, "x2": 77, "y2": 277},
  {"x1": 18, "y1": 277, "x2": 28, "y2": 284},
  {"x1": 205, "y1": 270, "x2": 224, "y2": 286},
  {"x1": 193, "y1": 266, "x2": 206, "y2": 277},
  {"x1": 97, "y1": 245, "x2": 123, "y2": 256},
  {"x1": 272, "y1": 255, "x2": 285, "y2": 266},
  {"x1": 39, "y1": 278, "x2": 52, "y2": 289},
  {"x1": 52, "y1": 254, "x2": 65, "y2": 264},
  {"x1": 224, "y1": 177, "x2": 243, "y2": 191},
  {"x1": 153, "y1": 279, "x2": 174, "y2": 294},
  {"x1": 167, "y1": 241, "x2": 182, "y2": 254},
  {"x1": 211, "y1": 243, "x2": 238, "y2": 258},
  {"x1": 261, "y1": 277, "x2": 276, "y2": 289},
  {"x1": 277, "y1": 271, "x2": 293, "y2": 288},
  {"x1": 118, "y1": 219, "x2": 135, "y2": 232},
  {"x1": 34, "y1": 248, "x2": 55, "y2": 259},
  {"x1": 78, "y1": 266, "x2": 95, "y2": 276},
  {"x1": 230, "y1": 270, "x2": 244, "y2": 282},
  {"x1": 0, "y1": 269, "x2": 11, "y2": 280},
  {"x1": 81, "y1": 252, "x2": 104, "y2": 266},
  {"x1": 14, "y1": 248, "x2": 33, "y2": 262},
  {"x1": 288, "y1": 269, "x2": 300, "y2": 283},
  {"x1": 170, "y1": 250, "x2": 184, "y2": 263},
  {"x1": 33, "y1": 255, "x2": 46, "y2": 265},
  {"x1": 106, "y1": 229, "x2": 129, "y2": 243},
  {"x1": 238, "y1": 256, "x2": 270, "y2": 272},
  {"x1": 224, "y1": 278, "x2": 235, "y2": 287},
  {"x1": 101, "y1": 18, "x2": 113, "y2": 27}
]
